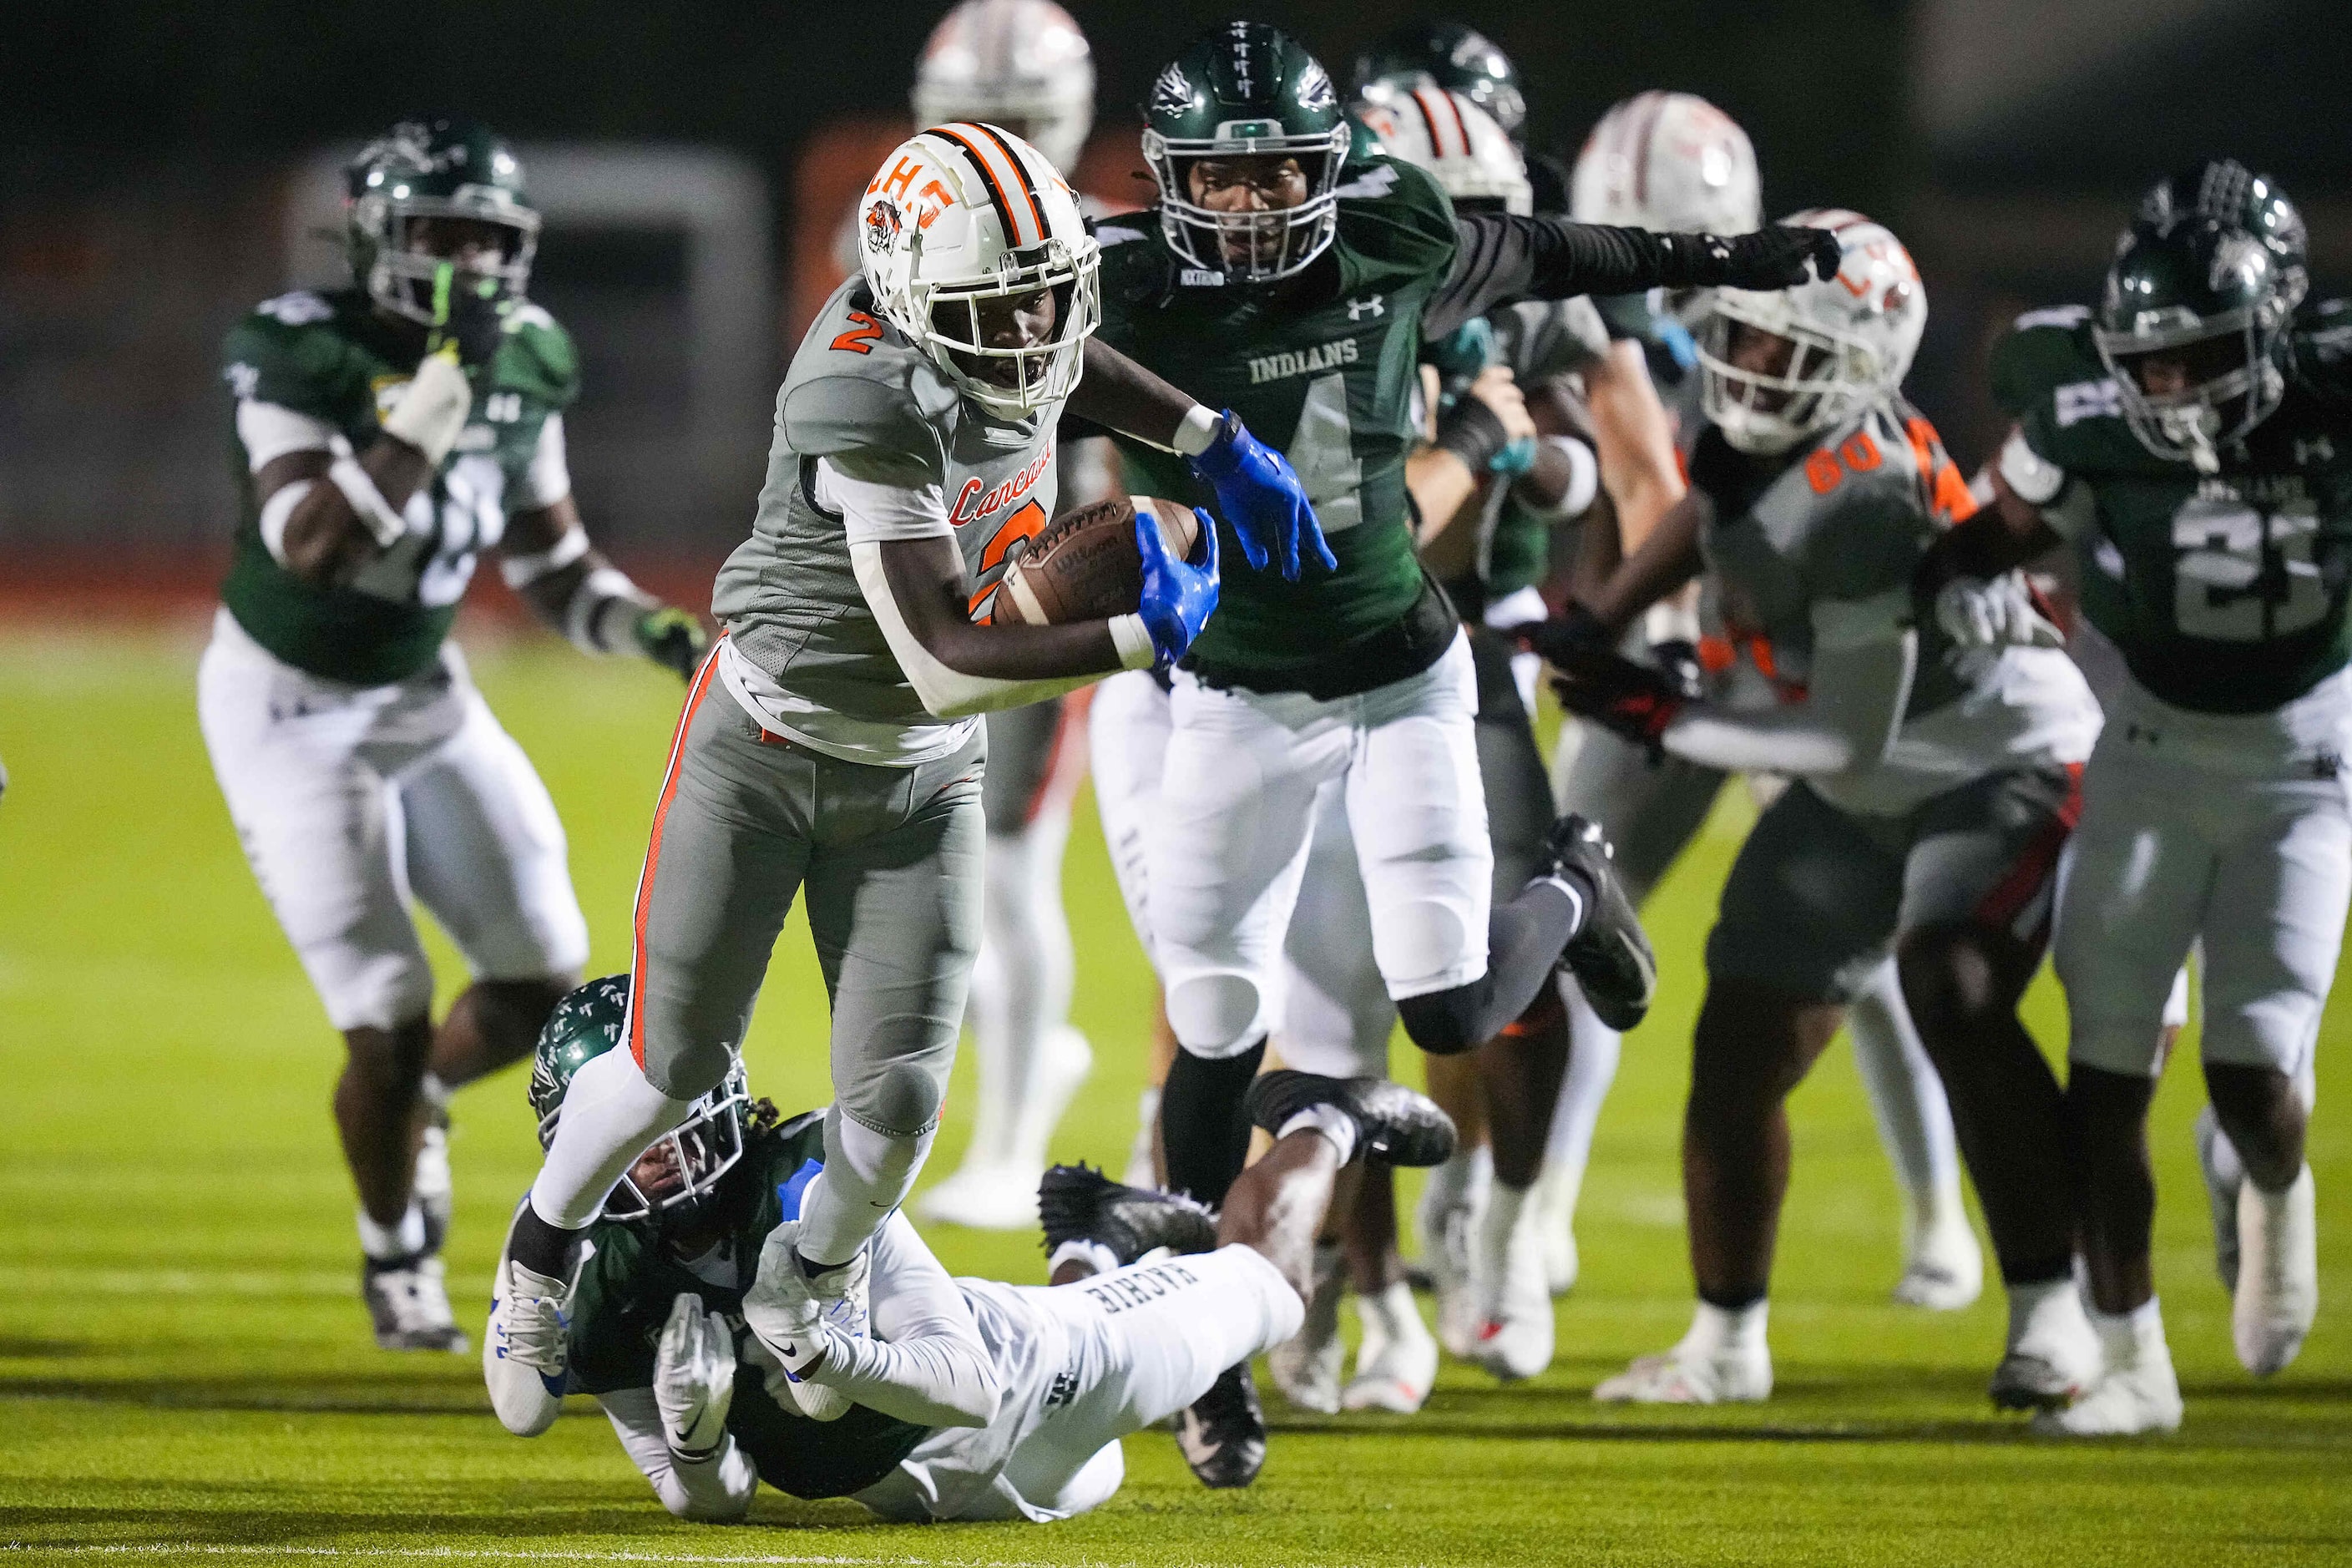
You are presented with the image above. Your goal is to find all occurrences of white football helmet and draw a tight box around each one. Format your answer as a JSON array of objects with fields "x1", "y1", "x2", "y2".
[
  {"x1": 858, "y1": 123, "x2": 1100, "y2": 418},
  {"x1": 1698, "y1": 210, "x2": 1926, "y2": 455},
  {"x1": 1353, "y1": 83, "x2": 1530, "y2": 215},
  {"x1": 911, "y1": 0, "x2": 1095, "y2": 175},
  {"x1": 1572, "y1": 91, "x2": 1762, "y2": 235}
]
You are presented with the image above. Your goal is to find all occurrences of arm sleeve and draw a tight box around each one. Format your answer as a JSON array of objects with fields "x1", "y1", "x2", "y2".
[
  {"x1": 597, "y1": 1388, "x2": 758, "y2": 1524},
  {"x1": 1661, "y1": 599, "x2": 1916, "y2": 776},
  {"x1": 807, "y1": 1214, "x2": 1002, "y2": 1429},
  {"x1": 235, "y1": 401, "x2": 341, "y2": 473},
  {"x1": 1426, "y1": 216, "x2": 1734, "y2": 342},
  {"x1": 512, "y1": 413, "x2": 574, "y2": 512}
]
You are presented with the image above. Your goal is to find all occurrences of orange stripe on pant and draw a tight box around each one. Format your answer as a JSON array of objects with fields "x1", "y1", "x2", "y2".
[{"x1": 627, "y1": 640, "x2": 727, "y2": 1070}]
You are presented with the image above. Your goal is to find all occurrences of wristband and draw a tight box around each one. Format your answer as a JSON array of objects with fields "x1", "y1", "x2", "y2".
[
  {"x1": 1109, "y1": 613, "x2": 1158, "y2": 670},
  {"x1": 379, "y1": 352, "x2": 474, "y2": 466},
  {"x1": 1171, "y1": 403, "x2": 1223, "y2": 458},
  {"x1": 500, "y1": 527, "x2": 591, "y2": 588},
  {"x1": 1434, "y1": 396, "x2": 1510, "y2": 473},
  {"x1": 1997, "y1": 428, "x2": 2068, "y2": 507},
  {"x1": 1644, "y1": 598, "x2": 1701, "y2": 649},
  {"x1": 563, "y1": 564, "x2": 659, "y2": 654},
  {"x1": 326, "y1": 458, "x2": 412, "y2": 549},
  {"x1": 1522, "y1": 433, "x2": 1599, "y2": 520}
]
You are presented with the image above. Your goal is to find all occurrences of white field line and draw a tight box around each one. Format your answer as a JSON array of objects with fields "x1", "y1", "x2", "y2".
[
  {"x1": 0, "y1": 1268, "x2": 357, "y2": 1298},
  {"x1": 0, "y1": 1545, "x2": 1094, "y2": 1568}
]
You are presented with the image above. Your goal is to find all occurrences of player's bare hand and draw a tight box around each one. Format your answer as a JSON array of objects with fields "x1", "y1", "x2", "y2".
[{"x1": 1466, "y1": 367, "x2": 1536, "y2": 446}]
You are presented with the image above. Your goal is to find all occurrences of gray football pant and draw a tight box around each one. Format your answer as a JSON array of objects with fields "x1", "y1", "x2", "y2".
[{"x1": 630, "y1": 677, "x2": 986, "y2": 1146}]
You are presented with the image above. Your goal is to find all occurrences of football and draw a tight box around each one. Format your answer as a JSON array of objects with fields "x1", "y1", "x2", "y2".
[{"x1": 989, "y1": 494, "x2": 1202, "y2": 626}]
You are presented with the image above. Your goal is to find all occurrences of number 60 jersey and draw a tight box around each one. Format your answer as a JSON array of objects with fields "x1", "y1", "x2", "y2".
[{"x1": 1993, "y1": 299, "x2": 2352, "y2": 716}]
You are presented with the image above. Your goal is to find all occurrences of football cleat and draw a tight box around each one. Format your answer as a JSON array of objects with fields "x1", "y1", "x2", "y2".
[
  {"x1": 2193, "y1": 1107, "x2": 2246, "y2": 1293},
  {"x1": 1990, "y1": 1282, "x2": 2101, "y2": 1412},
  {"x1": 483, "y1": 1247, "x2": 571, "y2": 1434},
  {"x1": 1267, "y1": 1242, "x2": 1345, "y2": 1414},
  {"x1": 920, "y1": 1027, "x2": 1094, "y2": 1232},
  {"x1": 918, "y1": 1161, "x2": 1050, "y2": 1232},
  {"x1": 1544, "y1": 817, "x2": 1657, "y2": 1032},
  {"x1": 1525, "y1": 1157, "x2": 1581, "y2": 1297},
  {"x1": 1892, "y1": 1210, "x2": 1984, "y2": 1313},
  {"x1": 1593, "y1": 1339, "x2": 1772, "y2": 1405},
  {"x1": 1343, "y1": 1282, "x2": 1439, "y2": 1414},
  {"x1": 363, "y1": 1253, "x2": 467, "y2": 1354},
  {"x1": 1038, "y1": 1163, "x2": 1220, "y2": 1267},
  {"x1": 2033, "y1": 1355, "x2": 2183, "y2": 1437},
  {"x1": 1242, "y1": 1071, "x2": 1459, "y2": 1167},
  {"x1": 1465, "y1": 1195, "x2": 1554, "y2": 1382},
  {"x1": 1176, "y1": 1363, "x2": 1267, "y2": 1489},
  {"x1": 2233, "y1": 1166, "x2": 2318, "y2": 1377}
]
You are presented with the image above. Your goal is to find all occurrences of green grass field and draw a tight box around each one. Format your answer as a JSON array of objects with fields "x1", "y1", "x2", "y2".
[{"x1": 3, "y1": 625, "x2": 2349, "y2": 1566}]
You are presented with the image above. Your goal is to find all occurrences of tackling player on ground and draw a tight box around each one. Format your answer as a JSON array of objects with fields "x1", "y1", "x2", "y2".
[
  {"x1": 1526, "y1": 211, "x2": 2103, "y2": 1406},
  {"x1": 1924, "y1": 160, "x2": 2343, "y2": 1433},
  {"x1": 488, "y1": 975, "x2": 1459, "y2": 1520},
  {"x1": 200, "y1": 117, "x2": 708, "y2": 1353},
  {"x1": 484, "y1": 119, "x2": 1317, "y2": 1430}
]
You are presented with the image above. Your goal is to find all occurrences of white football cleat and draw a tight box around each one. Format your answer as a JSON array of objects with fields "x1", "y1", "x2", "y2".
[
  {"x1": 916, "y1": 1161, "x2": 1045, "y2": 1231},
  {"x1": 483, "y1": 1249, "x2": 572, "y2": 1435},
  {"x1": 1343, "y1": 1282, "x2": 1438, "y2": 1414},
  {"x1": 2034, "y1": 1312, "x2": 2183, "y2": 1437},
  {"x1": 1990, "y1": 1278, "x2": 2101, "y2": 1411},
  {"x1": 1416, "y1": 1152, "x2": 1487, "y2": 1358},
  {"x1": 918, "y1": 1027, "x2": 1093, "y2": 1231},
  {"x1": 2234, "y1": 1166, "x2": 2318, "y2": 1378},
  {"x1": 1593, "y1": 1338, "x2": 1772, "y2": 1405},
  {"x1": 1525, "y1": 1157, "x2": 1581, "y2": 1297},
  {"x1": 1892, "y1": 1208, "x2": 1983, "y2": 1312},
  {"x1": 2194, "y1": 1107, "x2": 2245, "y2": 1293},
  {"x1": 1268, "y1": 1243, "x2": 1345, "y2": 1414},
  {"x1": 1465, "y1": 1188, "x2": 1554, "y2": 1382}
]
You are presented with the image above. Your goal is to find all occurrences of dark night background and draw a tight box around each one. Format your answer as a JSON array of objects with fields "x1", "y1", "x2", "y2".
[{"x1": 3, "y1": 0, "x2": 2347, "y2": 569}]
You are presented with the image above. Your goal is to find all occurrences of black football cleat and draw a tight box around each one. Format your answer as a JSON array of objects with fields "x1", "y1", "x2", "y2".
[
  {"x1": 1177, "y1": 1362, "x2": 1267, "y2": 1489},
  {"x1": 1038, "y1": 1162, "x2": 1220, "y2": 1266},
  {"x1": 1243, "y1": 1070, "x2": 1458, "y2": 1168},
  {"x1": 1545, "y1": 814, "x2": 1657, "y2": 1031}
]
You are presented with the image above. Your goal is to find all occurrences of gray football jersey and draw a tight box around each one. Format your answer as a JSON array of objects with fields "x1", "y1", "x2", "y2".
[
  {"x1": 1692, "y1": 397, "x2": 2096, "y2": 813},
  {"x1": 1487, "y1": 297, "x2": 1609, "y2": 385},
  {"x1": 714, "y1": 277, "x2": 1064, "y2": 736}
]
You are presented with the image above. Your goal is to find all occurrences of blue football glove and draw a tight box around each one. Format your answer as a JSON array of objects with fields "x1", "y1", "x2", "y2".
[
  {"x1": 1185, "y1": 411, "x2": 1336, "y2": 581},
  {"x1": 1135, "y1": 507, "x2": 1220, "y2": 666}
]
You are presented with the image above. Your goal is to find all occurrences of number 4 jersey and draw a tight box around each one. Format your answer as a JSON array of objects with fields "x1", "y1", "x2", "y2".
[
  {"x1": 219, "y1": 287, "x2": 579, "y2": 686},
  {"x1": 1994, "y1": 299, "x2": 2352, "y2": 716}
]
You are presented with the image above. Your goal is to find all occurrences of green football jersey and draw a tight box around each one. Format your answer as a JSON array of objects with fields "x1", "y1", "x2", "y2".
[
  {"x1": 1996, "y1": 300, "x2": 2352, "y2": 713},
  {"x1": 218, "y1": 287, "x2": 579, "y2": 686},
  {"x1": 564, "y1": 1110, "x2": 930, "y2": 1500},
  {"x1": 1095, "y1": 139, "x2": 1461, "y2": 695}
]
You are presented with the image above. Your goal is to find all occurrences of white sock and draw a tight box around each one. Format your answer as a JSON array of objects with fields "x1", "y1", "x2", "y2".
[
  {"x1": 357, "y1": 1203, "x2": 427, "y2": 1262},
  {"x1": 801, "y1": 1113, "x2": 937, "y2": 1267},
  {"x1": 417, "y1": 1071, "x2": 453, "y2": 1115},
  {"x1": 1422, "y1": 1142, "x2": 1492, "y2": 1218},
  {"x1": 529, "y1": 1047, "x2": 697, "y2": 1230},
  {"x1": 1123, "y1": 1086, "x2": 1161, "y2": 1189},
  {"x1": 1277, "y1": 1104, "x2": 1357, "y2": 1165},
  {"x1": 1685, "y1": 1298, "x2": 1768, "y2": 1358},
  {"x1": 1547, "y1": 979, "x2": 1622, "y2": 1176},
  {"x1": 1047, "y1": 1239, "x2": 1121, "y2": 1280},
  {"x1": 2089, "y1": 1297, "x2": 2166, "y2": 1369},
  {"x1": 2007, "y1": 1274, "x2": 2089, "y2": 1352}
]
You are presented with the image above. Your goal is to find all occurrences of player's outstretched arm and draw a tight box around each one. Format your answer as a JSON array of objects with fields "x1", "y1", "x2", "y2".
[
  {"x1": 498, "y1": 495, "x2": 710, "y2": 681},
  {"x1": 1424, "y1": 217, "x2": 1844, "y2": 342},
  {"x1": 1069, "y1": 339, "x2": 1335, "y2": 581}
]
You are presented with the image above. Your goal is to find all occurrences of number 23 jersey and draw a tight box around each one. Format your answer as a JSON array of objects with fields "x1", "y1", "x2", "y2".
[{"x1": 1995, "y1": 299, "x2": 2352, "y2": 716}]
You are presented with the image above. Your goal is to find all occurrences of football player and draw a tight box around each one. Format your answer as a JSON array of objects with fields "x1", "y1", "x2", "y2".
[
  {"x1": 484, "y1": 123, "x2": 1313, "y2": 1427},
  {"x1": 902, "y1": 0, "x2": 1110, "y2": 1233},
  {"x1": 199, "y1": 117, "x2": 709, "y2": 1353},
  {"x1": 1525, "y1": 213, "x2": 2103, "y2": 1405},
  {"x1": 488, "y1": 975, "x2": 1459, "y2": 1515},
  {"x1": 1090, "y1": 19, "x2": 1838, "y2": 1460},
  {"x1": 1920, "y1": 161, "x2": 2342, "y2": 1434},
  {"x1": 1545, "y1": 89, "x2": 1985, "y2": 1314}
]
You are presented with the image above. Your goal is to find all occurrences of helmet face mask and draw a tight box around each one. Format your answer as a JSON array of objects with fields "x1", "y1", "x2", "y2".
[
  {"x1": 346, "y1": 119, "x2": 539, "y2": 326},
  {"x1": 582, "y1": 1066, "x2": 753, "y2": 1226},
  {"x1": 2095, "y1": 220, "x2": 2292, "y2": 470},
  {"x1": 912, "y1": 0, "x2": 1095, "y2": 174},
  {"x1": 918, "y1": 255, "x2": 1097, "y2": 411}
]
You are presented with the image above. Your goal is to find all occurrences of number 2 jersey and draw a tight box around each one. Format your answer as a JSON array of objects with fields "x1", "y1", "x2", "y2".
[
  {"x1": 1993, "y1": 300, "x2": 2352, "y2": 718},
  {"x1": 218, "y1": 287, "x2": 579, "y2": 686},
  {"x1": 1690, "y1": 399, "x2": 2098, "y2": 816},
  {"x1": 711, "y1": 276, "x2": 1066, "y2": 764}
]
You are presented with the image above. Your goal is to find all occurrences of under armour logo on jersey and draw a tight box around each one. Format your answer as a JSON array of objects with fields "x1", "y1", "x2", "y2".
[
  {"x1": 1043, "y1": 1368, "x2": 1081, "y2": 1409},
  {"x1": 1347, "y1": 295, "x2": 1385, "y2": 321}
]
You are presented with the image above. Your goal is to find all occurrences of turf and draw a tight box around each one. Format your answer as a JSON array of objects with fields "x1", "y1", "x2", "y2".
[{"x1": 2, "y1": 625, "x2": 2348, "y2": 1567}]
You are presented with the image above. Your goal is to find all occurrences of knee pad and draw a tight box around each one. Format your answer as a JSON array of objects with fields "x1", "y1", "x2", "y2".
[
  {"x1": 844, "y1": 1060, "x2": 948, "y2": 1140},
  {"x1": 1369, "y1": 898, "x2": 1478, "y2": 999},
  {"x1": 1167, "y1": 973, "x2": 1268, "y2": 1060}
]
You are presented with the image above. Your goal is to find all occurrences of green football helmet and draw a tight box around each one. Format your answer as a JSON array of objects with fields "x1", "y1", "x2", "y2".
[
  {"x1": 527, "y1": 974, "x2": 751, "y2": 1223},
  {"x1": 1350, "y1": 20, "x2": 1525, "y2": 143},
  {"x1": 1141, "y1": 20, "x2": 1352, "y2": 282},
  {"x1": 2137, "y1": 158, "x2": 2309, "y2": 311},
  {"x1": 346, "y1": 116, "x2": 540, "y2": 326},
  {"x1": 2094, "y1": 212, "x2": 2294, "y2": 471}
]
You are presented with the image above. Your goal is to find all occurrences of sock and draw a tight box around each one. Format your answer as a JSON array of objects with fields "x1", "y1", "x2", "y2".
[
  {"x1": 529, "y1": 1046, "x2": 698, "y2": 1229},
  {"x1": 1685, "y1": 1297, "x2": 1768, "y2": 1357},
  {"x1": 1543, "y1": 978, "x2": 1621, "y2": 1186},
  {"x1": 508, "y1": 1203, "x2": 584, "y2": 1282},
  {"x1": 801, "y1": 1115, "x2": 937, "y2": 1267},
  {"x1": 1358, "y1": 1280, "x2": 1429, "y2": 1351},
  {"x1": 1277, "y1": 1104, "x2": 1357, "y2": 1166},
  {"x1": 1846, "y1": 961, "x2": 1965, "y2": 1237},
  {"x1": 357, "y1": 1203, "x2": 426, "y2": 1262},
  {"x1": 2090, "y1": 1297, "x2": 2166, "y2": 1369},
  {"x1": 1420, "y1": 1143, "x2": 1492, "y2": 1222},
  {"x1": 1047, "y1": 1239, "x2": 1121, "y2": 1280},
  {"x1": 417, "y1": 1071, "x2": 453, "y2": 1115},
  {"x1": 1159, "y1": 1039, "x2": 1266, "y2": 1207},
  {"x1": 2006, "y1": 1273, "x2": 2088, "y2": 1352},
  {"x1": 1124, "y1": 1085, "x2": 1161, "y2": 1189}
]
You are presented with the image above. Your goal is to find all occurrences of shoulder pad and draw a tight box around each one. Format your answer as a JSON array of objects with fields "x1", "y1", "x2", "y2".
[
  {"x1": 1095, "y1": 217, "x2": 1179, "y2": 310},
  {"x1": 1334, "y1": 155, "x2": 1457, "y2": 295},
  {"x1": 495, "y1": 305, "x2": 580, "y2": 407},
  {"x1": 1765, "y1": 407, "x2": 1937, "y2": 600},
  {"x1": 1988, "y1": 306, "x2": 2105, "y2": 419},
  {"x1": 778, "y1": 302, "x2": 948, "y2": 485},
  {"x1": 221, "y1": 292, "x2": 363, "y2": 418}
]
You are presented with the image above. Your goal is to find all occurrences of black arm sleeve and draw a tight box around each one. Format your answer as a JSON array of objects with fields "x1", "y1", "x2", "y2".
[{"x1": 1425, "y1": 215, "x2": 1729, "y2": 342}]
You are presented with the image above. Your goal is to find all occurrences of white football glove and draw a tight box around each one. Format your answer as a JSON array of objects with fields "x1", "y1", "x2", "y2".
[
  {"x1": 652, "y1": 1292, "x2": 736, "y2": 1459},
  {"x1": 1935, "y1": 574, "x2": 2064, "y2": 652},
  {"x1": 742, "y1": 1222, "x2": 851, "y2": 1422}
]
